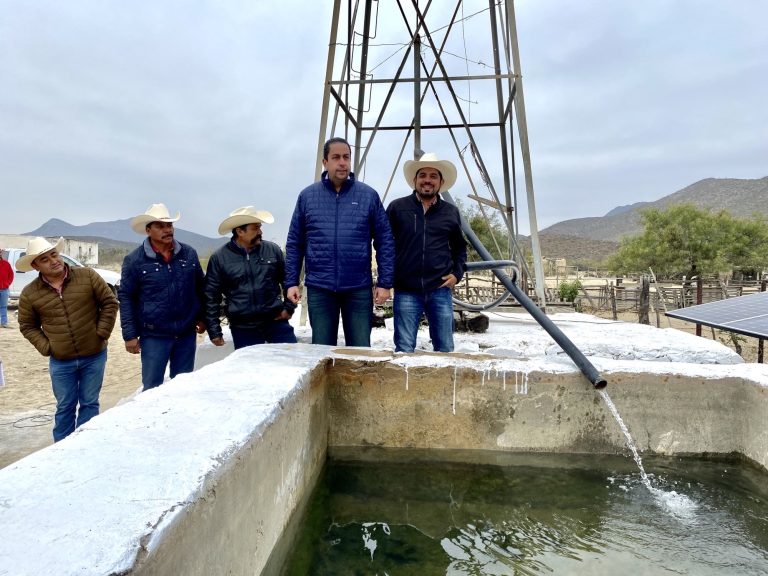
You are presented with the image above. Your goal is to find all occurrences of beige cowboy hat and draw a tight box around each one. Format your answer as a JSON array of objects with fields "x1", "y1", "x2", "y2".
[
  {"x1": 16, "y1": 237, "x2": 66, "y2": 272},
  {"x1": 130, "y1": 203, "x2": 180, "y2": 234},
  {"x1": 217, "y1": 206, "x2": 275, "y2": 236},
  {"x1": 403, "y1": 152, "x2": 458, "y2": 191}
]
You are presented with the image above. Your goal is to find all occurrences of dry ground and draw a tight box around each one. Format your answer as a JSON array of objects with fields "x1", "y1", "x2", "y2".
[
  {"x1": 1, "y1": 304, "x2": 762, "y2": 469},
  {"x1": 0, "y1": 308, "x2": 143, "y2": 468}
]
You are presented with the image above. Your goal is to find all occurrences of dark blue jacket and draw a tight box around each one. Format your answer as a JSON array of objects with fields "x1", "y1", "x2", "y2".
[
  {"x1": 386, "y1": 192, "x2": 467, "y2": 293},
  {"x1": 119, "y1": 239, "x2": 205, "y2": 340},
  {"x1": 285, "y1": 172, "x2": 395, "y2": 292}
]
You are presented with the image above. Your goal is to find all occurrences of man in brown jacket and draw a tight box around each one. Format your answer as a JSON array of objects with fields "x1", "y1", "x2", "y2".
[{"x1": 18, "y1": 237, "x2": 119, "y2": 442}]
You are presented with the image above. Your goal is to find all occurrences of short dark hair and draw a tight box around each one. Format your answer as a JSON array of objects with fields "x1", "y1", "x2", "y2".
[{"x1": 323, "y1": 137, "x2": 351, "y2": 160}]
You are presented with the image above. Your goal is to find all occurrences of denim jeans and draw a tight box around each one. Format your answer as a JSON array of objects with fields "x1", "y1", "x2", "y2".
[
  {"x1": 393, "y1": 287, "x2": 455, "y2": 353},
  {"x1": 140, "y1": 332, "x2": 197, "y2": 391},
  {"x1": 230, "y1": 320, "x2": 297, "y2": 350},
  {"x1": 0, "y1": 288, "x2": 8, "y2": 325},
  {"x1": 307, "y1": 286, "x2": 372, "y2": 346},
  {"x1": 49, "y1": 348, "x2": 108, "y2": 442}
]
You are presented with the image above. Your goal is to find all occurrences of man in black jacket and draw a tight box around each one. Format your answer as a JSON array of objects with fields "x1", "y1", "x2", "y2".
[
  {"x1": 205, "y1": 206, "x2": 297, "y2": 350},
  {"x1": 386, "y1": 153, "x2": 467, "y2": 352}
]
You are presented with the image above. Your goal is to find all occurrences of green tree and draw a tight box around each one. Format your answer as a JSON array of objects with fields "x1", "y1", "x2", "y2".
[
  {"x1": 455, "y1": 199, "x2": 511, "y2": 261},
  {"x1": 607, "y1": 204, "x2": 768, "y2": 279}
]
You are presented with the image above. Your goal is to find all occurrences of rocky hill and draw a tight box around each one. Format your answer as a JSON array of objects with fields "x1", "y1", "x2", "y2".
[
  {"x1": 516, "y1": 234, "x2": 620, "y2": 267},
  {"x1": 25, "y1": 218, "x2": 222, "y2": 256},
  {"x1": 541, "y1": 177, "x2": 768, "y2": 242}
]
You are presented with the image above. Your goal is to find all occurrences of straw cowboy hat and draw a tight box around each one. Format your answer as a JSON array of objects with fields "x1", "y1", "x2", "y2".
[
  {"x1": 403, "y1": 152, "x2": 457, "y2": 191},
  {"x1": 130, "y1": 203, "x2": 180, "y2": 234},
  {"x1": 16, "y1": 237, "x2": 66, "y2": 272},
  {"x1": 217, "y1": 206, "x2": 275, "y2": 236}
]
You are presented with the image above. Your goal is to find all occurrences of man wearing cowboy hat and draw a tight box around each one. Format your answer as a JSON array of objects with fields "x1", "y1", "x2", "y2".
[
  {"x1": 386, "y1": 152, "x2": 467, "y2": 352},
  {"x1": 17, "y1": 237, "x2": 118, "y2": 441},
  {"x1": 285, "y1": 136, "x2": 395, "y2": 347},
  {"x1": 205, "y1": 206, "x2": 297, "y2": 349},
  {"x1": 119, "y1": 204, "x2": 206, "y2": 391}
]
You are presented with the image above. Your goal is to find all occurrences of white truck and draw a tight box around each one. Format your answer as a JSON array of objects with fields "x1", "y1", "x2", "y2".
[{"x1": 2, "y1": 248, "x2": 121, "y2": 301}]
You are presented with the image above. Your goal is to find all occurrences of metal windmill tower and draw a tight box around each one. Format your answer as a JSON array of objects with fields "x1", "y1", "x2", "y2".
[{"x1": 315, "y1": 0, "x2": 547, "y2": 307}]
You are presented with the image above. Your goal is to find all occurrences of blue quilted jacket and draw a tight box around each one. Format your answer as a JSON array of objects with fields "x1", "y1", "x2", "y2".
[
  {"x1": 119, "y1": 239, "x2": 205, "y2": 340},
  {"x1": 285, "y1": 172, "x2": 395, "y2": 292}
]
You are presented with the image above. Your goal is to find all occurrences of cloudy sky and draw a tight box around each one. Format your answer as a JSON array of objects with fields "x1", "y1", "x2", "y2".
[{"x1": 1, "y1": 0, "x2": 765, "y2": 244}]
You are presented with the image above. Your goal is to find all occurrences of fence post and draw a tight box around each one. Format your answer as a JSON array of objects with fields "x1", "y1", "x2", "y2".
[
  {"x1": 759, "y1": 280, "x2": 766, "y2": 363},
  {"x1": 639, "y1": 275, "x2": 650, "y2": 325},
  {"x1": 695, "y1": 277, "x2": 703, "y2": 336},
  {"x1": 610, "y1": 284, "x2": 617, "y2": 320}
]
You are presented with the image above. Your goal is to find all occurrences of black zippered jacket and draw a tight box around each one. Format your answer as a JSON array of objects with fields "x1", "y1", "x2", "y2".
[
  {"x1": 386, "y1": 192, "x2": 467, "y2": 293},
  {"x1": 204, "y1": 240, "x2": 295, "y2": 338}
]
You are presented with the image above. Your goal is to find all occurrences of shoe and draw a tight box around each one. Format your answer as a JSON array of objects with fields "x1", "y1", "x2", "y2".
[{"x1": 1, "y1": 324, "x2": 9, "y2": 329}]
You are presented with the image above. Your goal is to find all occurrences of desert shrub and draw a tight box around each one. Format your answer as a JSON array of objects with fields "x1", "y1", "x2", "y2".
[{"x1": 558, "y1": 279, "x2": 582, "y2": 302}]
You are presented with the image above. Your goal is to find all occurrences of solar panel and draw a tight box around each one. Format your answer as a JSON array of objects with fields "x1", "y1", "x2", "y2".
[{"x1": 665, "y1": 291, "x2": 768, "y2": 339}]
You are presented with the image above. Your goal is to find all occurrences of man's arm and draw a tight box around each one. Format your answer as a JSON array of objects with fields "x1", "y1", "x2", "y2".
[
  {"x1": 371, "y1": 194, "x2": 395, "y2": 290},
  {"x1": 18, "y1": 290, "x2": 51, "y2": 357},
  {"x1": 449, "y1": 210, "x2": 468, "y2": 284},
  {"x1": 204, "y1": 253, "x2": 225, "y2": 341},
  {"x1": 275, "y1": 247, "x2": 296, "y2": 317},
  {"x1": 191, "y1": 248, "x2": 207, "y2": 334},
  {"x1": 118, "y1": 252, "x2": 142, "y2": 352},
  {"x1": 284, "y1": 194, "x2": 306, "y2": 301}
]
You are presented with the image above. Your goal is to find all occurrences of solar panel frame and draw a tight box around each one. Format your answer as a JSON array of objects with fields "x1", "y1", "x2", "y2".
[{"x1": 665, "y1": 291, "x2": 768, "y2": 339}]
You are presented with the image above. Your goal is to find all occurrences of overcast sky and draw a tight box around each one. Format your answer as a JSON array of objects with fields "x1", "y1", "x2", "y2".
[{"x1": 1, "y1": 0, "x2": 765, "y2": 244}]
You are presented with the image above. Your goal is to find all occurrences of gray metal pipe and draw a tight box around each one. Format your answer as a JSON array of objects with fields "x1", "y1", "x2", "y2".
[{"x1": 445, "y1": 192, "x2": 607, "y2": 389}]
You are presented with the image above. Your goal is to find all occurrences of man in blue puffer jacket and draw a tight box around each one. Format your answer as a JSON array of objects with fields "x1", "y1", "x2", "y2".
[
  {"x1": 285, "y1": 137, "x2": 395, "y2": 346},
  {"x1": 119, "y1": 204, "x2": 206, "y2": 391}
]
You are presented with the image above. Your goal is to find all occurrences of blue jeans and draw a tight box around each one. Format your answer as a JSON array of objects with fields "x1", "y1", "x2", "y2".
[
  {"x1": 0, "y1": 288, "x2": 9, "y2": 325},
  {"x1": 393, "y1": 287, "x2": 455, "y2": 353},
  {"x1": 307, "y1": 286, "x2": 372, "y2": 346},
  {"x1": 230, "y1": 319, "x2": 297, "y2": 350},
  {"x1": 49, "y1": 348, "x2": 107, "y2": 442},
  {"x1": 140, "y1": 332, "x2": 197, "y2": 391}
]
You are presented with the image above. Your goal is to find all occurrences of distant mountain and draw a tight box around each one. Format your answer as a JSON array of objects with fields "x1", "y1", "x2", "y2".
[
  {"x1": 25, "y1": 218, "x2": 223, "y2": 256},
  {"x1": 541, "y1": 177, "x2": 768, "y2": 242},
  {"x1": 603, "y1": 201, "x2": 651, "y2": 217},
  {"x1": 517, "y1": 234, "x2": 619, "y2": 267}
]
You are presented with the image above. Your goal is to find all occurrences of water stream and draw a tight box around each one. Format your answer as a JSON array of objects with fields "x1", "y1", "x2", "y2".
[{"x1": 598, "y1": 388, "x2": 697, "y2": 517}]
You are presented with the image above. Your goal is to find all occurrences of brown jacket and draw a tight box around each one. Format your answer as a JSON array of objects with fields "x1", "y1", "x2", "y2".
[{"x1": 19, "y1": 266, "x2": 119, "y2": 360}]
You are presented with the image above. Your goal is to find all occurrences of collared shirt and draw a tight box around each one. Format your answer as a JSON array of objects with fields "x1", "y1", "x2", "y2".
[{"x1": 41, "y1": 266, "x2": 69, "y2": 295}]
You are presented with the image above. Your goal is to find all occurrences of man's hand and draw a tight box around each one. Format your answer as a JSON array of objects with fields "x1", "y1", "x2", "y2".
[
  {"x1": 439, "y1": 274, "x2": 458, "y2": 289},
  {"x1": 195, "y1": 321, "x2": 206, "y2": 334},
  {"x1": 287, "y1": 286, "x2": 301, "y2": 304},
  {"x1": 374, "y1": 287, "x2": 391, "y2": 305},
  {"x1": 274, "y1": 310, "x2": 292, "y2": 321},
  {"x1": 210, "y1": 336, "x2": 225, "y2": 347},
  {"x1": 125, "y1": 338, "x2": 140, "y2": 354}
]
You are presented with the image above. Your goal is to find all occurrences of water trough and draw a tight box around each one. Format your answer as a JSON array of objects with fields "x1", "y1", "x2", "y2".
[{"x1": 0, "y1": 317, "x2": 766, "y2": 574}]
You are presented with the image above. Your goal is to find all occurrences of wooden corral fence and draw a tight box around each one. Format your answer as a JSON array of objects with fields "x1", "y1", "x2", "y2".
[
  {"x1": 454, "y1": 272, "x2": 753, "y2": 315},
  {"x1": 454, "y1": 272, "x2": 512, "y2": 306}
]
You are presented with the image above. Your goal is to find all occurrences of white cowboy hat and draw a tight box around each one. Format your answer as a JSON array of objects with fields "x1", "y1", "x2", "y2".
[
  {"x1": 403, "y1": 152, "x2": 458, "y2": 191},
  {"x1": 130, "y1": 203, "x2": 180, "y2": 234},
  {"x1": 217, "y1": 206, "x2": 275, "y2": 236},
  {"x1": 16, "y1": 237, "x2": 66, "y2": 272}
]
